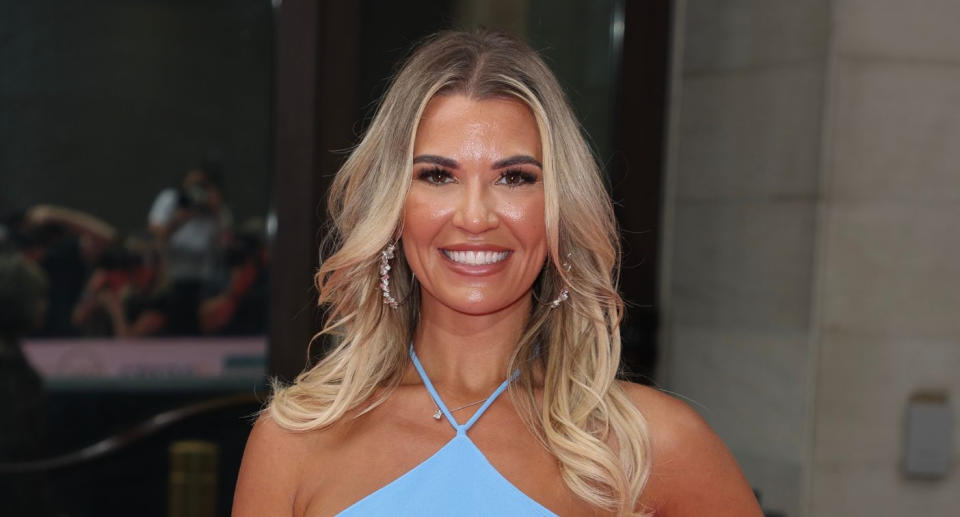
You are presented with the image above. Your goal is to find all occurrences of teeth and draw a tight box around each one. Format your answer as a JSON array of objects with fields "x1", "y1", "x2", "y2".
[{"x1": 443, "y1": 249, "x2": 509, "y2": 265}]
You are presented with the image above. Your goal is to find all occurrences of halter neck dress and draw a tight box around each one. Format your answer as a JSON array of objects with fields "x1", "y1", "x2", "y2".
[{"x1": 335, "y1": 346, "x2": 558, "y2": 516}]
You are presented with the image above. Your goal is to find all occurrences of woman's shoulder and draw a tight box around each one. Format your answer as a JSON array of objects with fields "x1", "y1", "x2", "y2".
[
  {"x1": 616, "y1": 381, "x2": 721, "y2": 469},
  {"x1": 617, "y1": 381, "x2": 711, "y2": 442},
  {"x1": 232, "y1": 413, "x2": 302, "y2": 516},
  {"x1": 616, "y1": 381, "x2": 763, "y2": 516},
  {"x1": 244, "y1": 410, "x2": 320, "y2": 455},
  {"x1": 233, "y1": 411, "x2": 331, "y2": 517}
]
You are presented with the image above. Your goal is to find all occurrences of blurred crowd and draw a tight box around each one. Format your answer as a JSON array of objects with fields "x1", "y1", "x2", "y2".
[
  {"x1": 0, "y1": 162, "x2": 269, "y2": 341},
  {"x1": 0, "y1": 163, "x2": 269, "y2": 515}
]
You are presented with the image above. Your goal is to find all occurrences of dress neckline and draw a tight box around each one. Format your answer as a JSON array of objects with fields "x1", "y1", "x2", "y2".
[{"x1": 408, "y1": 343, "x2": 518, "y2": 434}]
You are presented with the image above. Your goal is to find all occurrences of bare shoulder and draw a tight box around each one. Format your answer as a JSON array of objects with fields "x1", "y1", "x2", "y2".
[
  {"x1": 617, "y1": 382, "x2": 728, "y2": 476},
  {"x1": 617, "y1": 381, "x2": 713, "y2": 450},
  {"x1": 232, "y1": 411, "x2": 314, "y2": 517},
  {"x1": 617, "y1": 382, "x2": 763, "y2": 517}
]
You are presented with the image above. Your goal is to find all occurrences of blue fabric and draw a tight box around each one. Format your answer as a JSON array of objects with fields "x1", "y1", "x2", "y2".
[{"x1": 335, "y1": 346, "x2": 557, "y2": 516}]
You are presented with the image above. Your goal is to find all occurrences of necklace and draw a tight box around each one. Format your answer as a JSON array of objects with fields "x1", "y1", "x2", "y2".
[{"x1": 433, "y1": 398, "x2": 486, "y2": 420}]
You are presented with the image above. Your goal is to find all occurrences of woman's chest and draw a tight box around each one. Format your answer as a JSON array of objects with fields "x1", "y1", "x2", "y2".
[{"x1": 295, "y1": 409, "x2": 603, "y2": 516}]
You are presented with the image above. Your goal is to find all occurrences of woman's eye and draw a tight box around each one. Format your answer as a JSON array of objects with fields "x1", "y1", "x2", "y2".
[
  {"x1": 497, "y1": 169, "x2": 538, "y2": 187},
  {"x1": 418, "y1": 168, "x2": 454, "y2": 185}
]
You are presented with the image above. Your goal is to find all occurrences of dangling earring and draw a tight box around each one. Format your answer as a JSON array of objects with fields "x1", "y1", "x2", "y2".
[
  {"x1": 548, "y1": 287, "x2": 569, "y2": 309},
  {"x1": 380, "y1": 242, "x2": 399, "y2": 309},
  {"x1": 548, "y1": 255, "x2": 572, "y2": 309}
]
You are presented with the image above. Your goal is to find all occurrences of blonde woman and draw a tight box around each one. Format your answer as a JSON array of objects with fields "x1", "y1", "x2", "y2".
[{"x1": 233, "y1": 30, "x2": 762, "y2": 516}]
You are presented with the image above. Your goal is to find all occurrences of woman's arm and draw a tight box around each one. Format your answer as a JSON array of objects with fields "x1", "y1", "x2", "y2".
[
  {"x1": 622, "y1": 383, "x2": 764, "y2": 517},
  {"x1": 232, "y1": 413, "x2": 305, "y2": 517}
]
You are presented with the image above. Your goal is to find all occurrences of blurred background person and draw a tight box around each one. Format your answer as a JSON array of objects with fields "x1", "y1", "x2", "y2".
[
  {"x1": 0, "y1": 251, "x2": 57, "y2": 516},
  {"x1": 70, "y1": 236, "x2": 163, "y2": 337},
  {"x1": 1, "y1": 204, "x2": 116, "y2": 337},
  {"x1": 147, "y1": 161, "x2": 233, "y2": 335},
  {"x1": 197, "y1": 219, "x2": 269, "y2": 336}
]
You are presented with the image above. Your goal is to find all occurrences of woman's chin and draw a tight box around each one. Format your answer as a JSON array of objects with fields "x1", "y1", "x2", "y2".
[{"x1": 427, "y1": 288, "x2": 531, "y2": 317}]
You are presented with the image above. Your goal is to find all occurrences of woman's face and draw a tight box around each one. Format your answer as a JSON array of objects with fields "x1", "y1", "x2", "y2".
[{"x1": 402, "y1": 94, "x2": 547, "y2": 316}]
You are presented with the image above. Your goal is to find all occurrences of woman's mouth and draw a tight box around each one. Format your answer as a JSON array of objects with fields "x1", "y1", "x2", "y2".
[{"x1": 441, "y1": 249, "x2": 511, "y2": 265}]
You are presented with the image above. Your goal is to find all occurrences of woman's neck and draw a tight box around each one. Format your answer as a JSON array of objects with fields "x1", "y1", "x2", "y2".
[{"x1": 412, "y1": 292, "x2": 531, "y2": 398}]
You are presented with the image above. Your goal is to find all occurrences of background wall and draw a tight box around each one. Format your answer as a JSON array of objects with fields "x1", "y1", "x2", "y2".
[
  {"x1": 660, "y1": 1, "x2": 828, "y2": 515},
  {"x1": 661, "y1": 1, "x2": 960, "y2": 516},
  {"x1": 0, "y1": 0, "x2": 273, "y2": 234},
  {"x1": 811, "y1": 0, "x2": 960, "y2": 514}
]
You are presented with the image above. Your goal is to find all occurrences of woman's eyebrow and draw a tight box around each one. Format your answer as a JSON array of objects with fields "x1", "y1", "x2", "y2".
[
  {"x1": 412, "y1": 155, "x2": 459, "y2": 168},
  {"x1": 412, "y1": 154, "x2": 542, "y2": 169},
  {"x1": 492, "y1": 155, "x2": 542, "y2": 169}
]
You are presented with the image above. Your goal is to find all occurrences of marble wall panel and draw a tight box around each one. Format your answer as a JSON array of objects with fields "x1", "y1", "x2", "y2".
[
  {"x1": 683, "y1": 0, "x2": 828, "y2": 72},
  {"x1": 737, "y1": 452, "x2": 803, "y2": 517},
  {"x1": 813, "y1": 330, "x2": 960, "y2": 466},
  {"x1": 666, "y1": 326, "x2": 809, "y2": 517},
  {"x1": 810, "y1": 461, "x2": 960, "y2": 517},
  {"x1": 833, "y1": 0, "x2": 960, "y2": 62},
  {"x1": 666, "y1": 327, "x2": 810, "y2": 461},
  {"x1": 675, "y1": 63, "x2": 824, "y2": 200},
  {"x1": 669, "y1": 2, "x2": 960, "y2": 516},
  {"x1": 827, "y1": 60, "x2": 960, "y2": 202},
  {"x1": 818, "y1": 200, "x2": 960, "y2": 341},
  {"x1": 669, "y1": 198, "x2": 816, "y2": 331}
]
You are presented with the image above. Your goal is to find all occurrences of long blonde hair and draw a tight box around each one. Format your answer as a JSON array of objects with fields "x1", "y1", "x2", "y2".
[{"x1": 269, "y1": 30, "x2": 650, "y2": 514}]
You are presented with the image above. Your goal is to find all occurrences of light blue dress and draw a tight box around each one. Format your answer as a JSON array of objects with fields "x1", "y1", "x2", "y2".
[{"x1": 336, "y1": 346, "x2": 557, "y2": 516}]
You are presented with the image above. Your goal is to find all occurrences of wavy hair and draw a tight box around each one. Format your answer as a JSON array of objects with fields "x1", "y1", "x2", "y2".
[{"x1": 268, "y1": 29, "x2": 651, "y2": 515}]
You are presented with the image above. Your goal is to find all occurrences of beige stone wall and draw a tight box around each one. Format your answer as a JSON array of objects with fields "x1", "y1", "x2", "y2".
[
  {"x1": 662, "y1": 1, "x2": 960, "y2": 516},
  {"x1": 660, "y1": 2, "x2": 829, "y2": 516},
  {"x1": 810, "y1": 1, "x2": 960, "y2": 515}
]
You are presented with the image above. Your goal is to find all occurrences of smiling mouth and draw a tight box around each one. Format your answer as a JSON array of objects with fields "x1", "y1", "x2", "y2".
[{"x1": 441, "y1": 249, "x2": 511, "y2": 265}]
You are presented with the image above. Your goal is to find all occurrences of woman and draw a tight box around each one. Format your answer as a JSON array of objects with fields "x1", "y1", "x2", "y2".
[{"x1": 234, "y1": 30, "x2": 762, "y2": 516}]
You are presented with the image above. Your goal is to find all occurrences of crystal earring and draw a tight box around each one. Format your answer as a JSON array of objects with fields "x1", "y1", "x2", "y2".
[
  {"x1": 548, "y1": 255, "x2": 572, "y2": 309},
  {"x1": 379, "y1": 242, "x2": 399, "y2": 309},
  {"x1": 548, "y1": 287, "x2": 569, "y2": 309}
]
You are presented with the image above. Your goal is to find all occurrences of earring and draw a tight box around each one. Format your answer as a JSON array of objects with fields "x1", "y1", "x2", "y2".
[
  {"x1": 548, "y1": 287, "x2": 569, "y2": 309},
  {"x1": 548, "y1": 255, "x2": 572, "y2": 309},
  {"x1": 379, "y1": 242, "x2": 399, "y2": 309}
]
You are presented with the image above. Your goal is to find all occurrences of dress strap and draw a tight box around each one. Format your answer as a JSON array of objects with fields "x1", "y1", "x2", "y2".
[
  {"x1": 461, "y1": 372, "x2": 515, "y2": 432},
  {"x1": 408, "y1": 344, "x2": 518, "y2": 434},
  {"x1": 409, "y1": 344, "x2": 458, "y2": 430}
]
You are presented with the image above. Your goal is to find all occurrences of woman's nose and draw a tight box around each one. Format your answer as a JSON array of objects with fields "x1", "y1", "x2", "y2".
[{"x1": 452, "y1": 181, "x2": 499, "y2": 233}]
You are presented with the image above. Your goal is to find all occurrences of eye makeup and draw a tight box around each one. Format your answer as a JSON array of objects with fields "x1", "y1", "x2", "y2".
[
  {"x1": 417, "y1": 167, "x2": 456, "y2": 185},
  {"x1": 415, "y1": 167, "x2": 540, "y2": 187},
  {"x1": 495, "y1": 169, "x2": 539, "y2": 187}
]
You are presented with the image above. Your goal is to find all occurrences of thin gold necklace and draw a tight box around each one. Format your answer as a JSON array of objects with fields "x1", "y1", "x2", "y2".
[{"x1": 433, "y1": 398, "x2": 486, "y2": 420}]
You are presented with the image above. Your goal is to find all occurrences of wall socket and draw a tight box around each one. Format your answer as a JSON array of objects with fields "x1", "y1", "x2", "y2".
[{"x1": 903, "y1": 391, "x2": 953, "y2": 479}]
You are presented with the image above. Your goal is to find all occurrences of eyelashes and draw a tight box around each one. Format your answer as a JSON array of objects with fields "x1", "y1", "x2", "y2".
[
  {"x1": 416, "y1": 167, "x2": 539, "y2": 187},
  {"x1": 497, "y1": 169, "x2": 539, "y2": 186},
  {"x1": 417, "y1": 167, "x2": 456, "y2": 185}
]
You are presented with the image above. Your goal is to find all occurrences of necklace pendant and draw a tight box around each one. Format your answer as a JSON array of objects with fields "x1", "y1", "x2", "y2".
[{"x1": 433, "y1": 409, "x2": 443, "y2": 420}]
